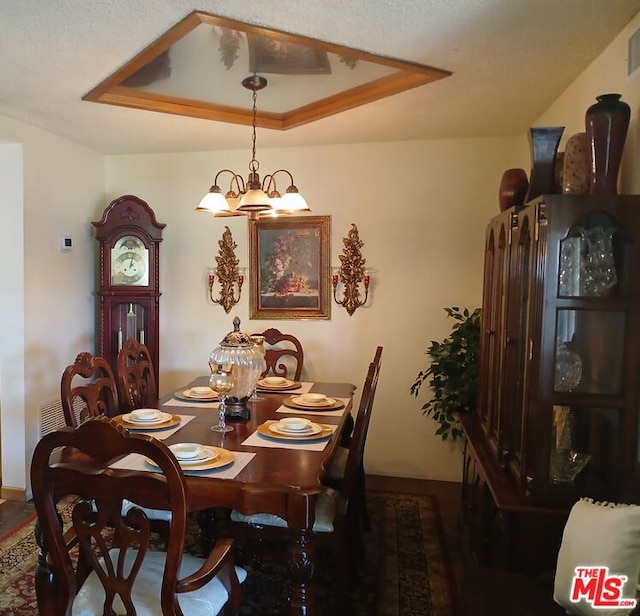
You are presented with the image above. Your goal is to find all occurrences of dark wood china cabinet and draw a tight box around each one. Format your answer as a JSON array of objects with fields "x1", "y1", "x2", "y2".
[{"x1": 461, "y1": 194, "x2": 640, "y2": 574}]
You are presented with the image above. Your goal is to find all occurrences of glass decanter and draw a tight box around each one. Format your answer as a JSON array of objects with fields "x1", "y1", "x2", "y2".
[{"x1": 209, "y1": 364, "x2": 235, "y2": 432}]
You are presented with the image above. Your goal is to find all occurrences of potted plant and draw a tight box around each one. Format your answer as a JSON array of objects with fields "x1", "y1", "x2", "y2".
[{"x1": 410, "y1": 306, "x2": 481, "y2": 440}]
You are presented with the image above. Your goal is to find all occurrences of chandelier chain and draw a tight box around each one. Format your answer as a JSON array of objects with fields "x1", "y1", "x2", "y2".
[{"x1": 250, "y1": 88, "x2": 258, "y2": 173}]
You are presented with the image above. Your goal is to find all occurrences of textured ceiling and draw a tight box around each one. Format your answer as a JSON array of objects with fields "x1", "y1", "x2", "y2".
[{"x1": 1, "y1": 0, "x2": 640, "y2": 155}]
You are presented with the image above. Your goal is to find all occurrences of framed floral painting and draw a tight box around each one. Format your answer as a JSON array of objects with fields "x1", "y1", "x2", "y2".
[{"x1": 249, "y1": 216, "x2": 331, "y2": 320}]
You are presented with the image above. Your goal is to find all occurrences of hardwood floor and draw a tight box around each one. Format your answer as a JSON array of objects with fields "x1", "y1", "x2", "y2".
[{"x1": 0, "y1": 499, "x2": 36, "y2": 536}]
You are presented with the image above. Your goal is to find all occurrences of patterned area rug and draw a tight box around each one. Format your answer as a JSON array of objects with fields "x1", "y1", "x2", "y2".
[{"x1": 0, "y1": 491, "x2": 459, "y2": 616}]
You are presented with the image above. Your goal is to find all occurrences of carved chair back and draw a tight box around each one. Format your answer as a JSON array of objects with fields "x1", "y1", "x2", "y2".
[
  {"x1": 61, "y1": 351, "x2": 119, "y2": 428},
  {"x1": 252, "y1": 328, "x2": 304, "y2": 381},
  {"x1": 337, "y1": 347, "x2": 382, "y2": 520},
  {"x1": 117, "y1": 338, "x2": 158, "y2": 412},
  {"x1": 30, "y1": 416, "x2": 242, "y2": 616}
]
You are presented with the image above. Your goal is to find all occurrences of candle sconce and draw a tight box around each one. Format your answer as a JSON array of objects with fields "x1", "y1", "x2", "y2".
[
  {"x1": 332, "y1": 223, "x2": 371, "y2": 316},
  {"x1": 208, "y1": 226, "x2": 245, "y2": 314}
]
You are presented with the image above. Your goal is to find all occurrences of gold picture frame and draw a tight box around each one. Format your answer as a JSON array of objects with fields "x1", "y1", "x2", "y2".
[{"x1": 249, "y1": 216, "x2": 331, "y2": 320}]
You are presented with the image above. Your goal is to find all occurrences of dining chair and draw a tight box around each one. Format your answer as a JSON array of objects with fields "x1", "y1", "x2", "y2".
[
  {"x1": 325, "y1": 346, "x2": 383, "y2": 533},
  {"x1": 252, "y1": 327, "x2": 304, "y2": 381},
  {"x1": 117, "y1": 337, "x2": 159, "y2": 412},
  {"x1": 30, "y1": 415, "x2": 246, "y2": 616},
  {"x1": 229, "y1": 355, "x2": 381, "y2": 615},
  {"x1": 61, "y1": 351, "x2": 120, "y2": 428}
]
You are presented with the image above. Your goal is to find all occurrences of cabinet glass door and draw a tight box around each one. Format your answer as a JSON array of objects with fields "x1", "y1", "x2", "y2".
[
  {"x1": 558, "y1": 214, "x2": 621, "y2": 299},
  {"x1": 548, "y1": 404, "x2": 619, "y2": 494},
  {"x1": 555, "y1": 309, "x2": 625, "y2": 395}
]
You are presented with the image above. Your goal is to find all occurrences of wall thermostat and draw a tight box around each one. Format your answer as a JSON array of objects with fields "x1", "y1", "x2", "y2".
[{"x1": 59, "y1": 236, "x2": 72, "y2": 252}]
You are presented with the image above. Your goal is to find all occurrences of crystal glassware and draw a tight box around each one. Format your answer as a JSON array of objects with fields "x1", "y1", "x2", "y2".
[{"x1": 209, "y1": 364, "x2": 235, "y2": 432}]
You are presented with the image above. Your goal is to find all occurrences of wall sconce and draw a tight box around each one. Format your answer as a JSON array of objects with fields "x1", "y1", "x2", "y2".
[
  {"x1": 332, "y1": 224, "x2": 371, "y2": 316},
  {"x1": 208, "y1": 226, "x2": 245, "y2": 314}
]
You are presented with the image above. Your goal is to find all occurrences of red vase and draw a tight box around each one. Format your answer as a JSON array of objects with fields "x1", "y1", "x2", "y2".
[
  {"x1": 498, "y1": 168, "x2": 529, "y2": 211},
  {"x1": 585, "y1": 93, "x2": 630, "y2": 196}
]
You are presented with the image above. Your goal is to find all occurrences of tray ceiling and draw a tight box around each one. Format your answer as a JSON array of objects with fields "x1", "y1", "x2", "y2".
[{"x1": 83, "y1": 11, "x2": 451, "y2": 130}]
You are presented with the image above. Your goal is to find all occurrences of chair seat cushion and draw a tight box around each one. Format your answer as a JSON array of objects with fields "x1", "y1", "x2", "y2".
[
  {"x1": 326, "y1": 446, "x2": 348, "y2": 480},
  {"x1": 230, "y1": 488, "x2": 339, "y2": 533},
  {"x1": 73, "y1": 549, "x2": 247, "y2": 616},
  {"x1": 121, "y1": 499, "x2": 172, "y2": 522}
]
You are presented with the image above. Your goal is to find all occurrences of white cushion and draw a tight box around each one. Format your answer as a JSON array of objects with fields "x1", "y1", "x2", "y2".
[
  {"x1": 230, "y1": 488, "x2": 339, "y2": 533},
  {"x1": 73, "y1": 549, "x2": 246, "y2": 616},
  {"x1": 326, "y1": 446, "x2": 348, "y2": 480},
  {"x1": 553, "y1": 497, "x2": 640, "y2": 616},
  {"x1": 121, "y1": 499, "x2": 172, "y2": 522}
]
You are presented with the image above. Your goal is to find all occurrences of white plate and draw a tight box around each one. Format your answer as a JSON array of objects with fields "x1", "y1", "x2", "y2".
[
  {"x1": 147, "y1": 445, "x2": 225, "y2": 469},
  {"x1": 172, "y1": 446, "x2": 218, "y2": 465},
  {"x1": 122, "y1": 411, "x2": 173, "y2": 426},
  {"x1": 257, "y1": 378, "x2": 295, "y2": 388},
  {"x1": 170, "y1": 443, "x2": 204, "y2": 460},
  {"x1": 269, "y1": 422, "x2": 322, "y2": 437},
  {"x1": 130, "y1": 408, "x2": 162, "y2": 421},
  {"x1": 191, "y1": 386, "x2": 215, "y2": 396},
  {"x1": 279, "y1": 417, "x2": 312, "y2": 431},
  {"x1": 290, "y1": 395, "x2": 337, "y2": 407},
  {"x1": 182, "y1": 389, "x2": 219, "y2": 399}
]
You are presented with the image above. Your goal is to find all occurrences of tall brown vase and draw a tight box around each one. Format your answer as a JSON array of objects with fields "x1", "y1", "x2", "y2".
[{"x1": 585, "y1": 93, "x2": 630, "y2": 196}]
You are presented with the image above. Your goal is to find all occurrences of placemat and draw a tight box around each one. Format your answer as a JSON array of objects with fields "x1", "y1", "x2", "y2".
[
  {"x1": 241, "y1": 421, "x2": 337, "y2": 451},
  {"x1": 276, "y1": 398, "x2": 350, "y2": 417},
  {"x1": 119, "y1": 414, "x2": 195, "y2": 439},
  {"x1": 164, "y1": 398, "x2": 220, "y2": 409},
  {"x1": 110, "y1": 450, "x2": 255, "y2": 479},
  {"x1": 257, "y1": 381, "x2": 313, "y2": 394}
]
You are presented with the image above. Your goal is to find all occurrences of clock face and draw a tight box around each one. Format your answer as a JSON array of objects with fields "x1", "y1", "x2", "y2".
[{"x1": 111, "y1": 235, "x2": 149, "y2": 286}]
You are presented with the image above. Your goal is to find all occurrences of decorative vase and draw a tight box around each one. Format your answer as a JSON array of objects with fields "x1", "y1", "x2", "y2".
[
  {"x1": 498, "y1": 168, "x2": 529, "y2": 211},
  {"x1": 585, "y1": 93, "x2": 630, "y2": 196},
  {"x1": 524, "y1": 126, "x2": 564, "y2": 203},
  {"x1": 208, "y1": 316, "x2": 264, "y2": 420},
  {"x1": 562, "y1": 132, "x2": 589, "y2": 195}
]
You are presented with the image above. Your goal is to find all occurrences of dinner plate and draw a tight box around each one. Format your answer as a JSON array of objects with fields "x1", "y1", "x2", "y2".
[
  {"x1": 174, "y1": 389, "x2": 219, "y2": 402},
  {"x1": 120, "y1": 411, "x2": 173, "y2": 427},
  {"x1": 146, "y1": 446, "x2": 234, "y2": 471},
  {"x1": 129, "y1": 408, "x2": 163, "y2": 422},
  {"x1": 291, "y1": 395, "x2": 336, "y2": 407},
  {"x1": 256, "y1": 379, "x2": 301, "y2": 392},
  {"x1": 169, "y1": 444, "x2": 219, "y2": 464},
  {"x1": 257, "y1": 421, "x2": 333, "y2": 441},
  {"x1": 269, "y1": 422, "x2": 322, "y2": 437},
  {"x1": 116, "y1": 413, "x2": 181, "y2": 430},
  {"x1": 283, "y1": 396, "x2": 344, "y2": 411}
]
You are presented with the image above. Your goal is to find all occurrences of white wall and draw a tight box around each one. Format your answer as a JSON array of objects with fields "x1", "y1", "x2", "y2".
[
  {"x1": 105, "y1": 137, "x2": 519, "y2": 481},
  {"x1": 4, "y1": 10, "x2": 640, "y2": 495},
  {"x1": 0, "y1": 114, "x2": 104, "y2": 497},
  {"x1": 535, "y1": 12, "x2": 640, "y2": 194},
  {"x1": 0, "y1": 143, "x2": 25, "y2": 497}
]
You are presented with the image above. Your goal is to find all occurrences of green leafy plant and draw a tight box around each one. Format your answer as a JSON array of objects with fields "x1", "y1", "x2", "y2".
[{"x1": 410, "y1": 307, "x2": 481, "y2": 440}]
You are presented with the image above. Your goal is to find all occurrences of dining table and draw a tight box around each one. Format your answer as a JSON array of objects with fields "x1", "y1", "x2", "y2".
[{"x1": 112, "y1": 376, "x2": 356, "y2": 616}]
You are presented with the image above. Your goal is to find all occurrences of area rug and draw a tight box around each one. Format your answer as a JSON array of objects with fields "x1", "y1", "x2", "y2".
[{"x1": 0, "y1": 491, "x2": 460, "y2": 616}]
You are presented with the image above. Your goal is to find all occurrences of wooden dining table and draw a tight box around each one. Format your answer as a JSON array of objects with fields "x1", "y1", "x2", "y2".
[{"x1": 154, "y1": 377, "x2": 356, "y2": 616}]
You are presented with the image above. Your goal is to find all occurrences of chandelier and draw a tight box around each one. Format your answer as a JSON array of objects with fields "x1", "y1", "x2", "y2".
[{"x1": 196, "y1": 75, "x2": 310, "y2": 218}]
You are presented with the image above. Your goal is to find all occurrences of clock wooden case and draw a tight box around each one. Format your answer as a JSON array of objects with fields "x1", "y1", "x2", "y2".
[{"x1": 93, "y1": 195, "x2": 165, "y2": 386}]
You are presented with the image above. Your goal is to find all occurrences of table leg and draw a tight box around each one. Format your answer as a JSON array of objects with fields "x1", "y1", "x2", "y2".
[{"x1": 287, "y1": 530, "x2": 316, "y2": 616}]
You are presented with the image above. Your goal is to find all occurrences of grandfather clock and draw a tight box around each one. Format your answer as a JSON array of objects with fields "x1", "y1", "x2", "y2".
[{"x1": 93, "y1": 195, "x2": 166, "y2": 385}]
